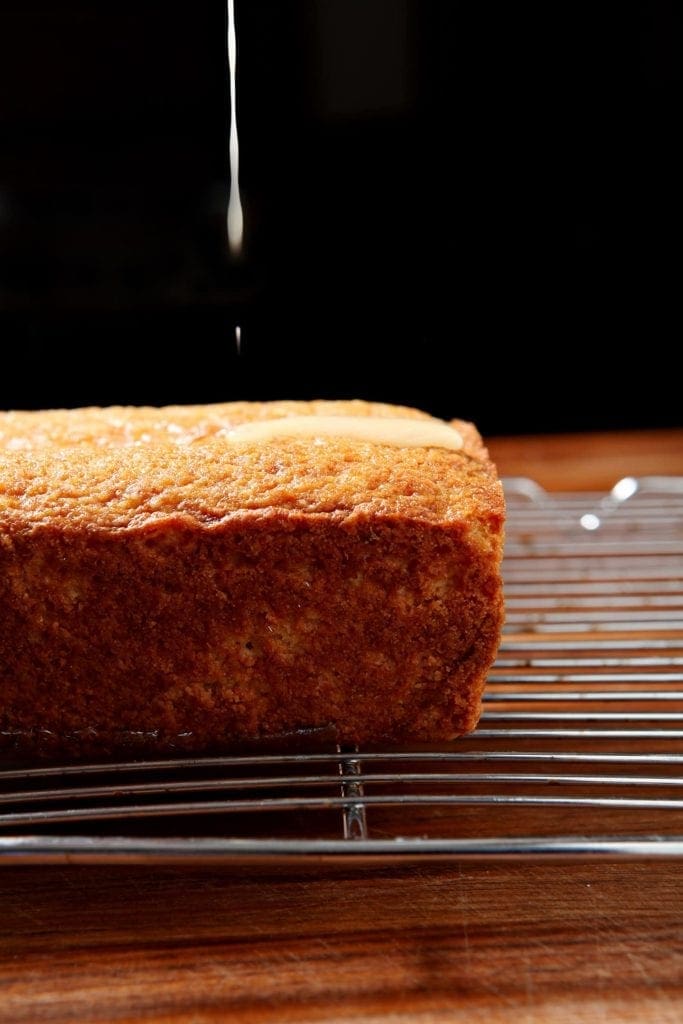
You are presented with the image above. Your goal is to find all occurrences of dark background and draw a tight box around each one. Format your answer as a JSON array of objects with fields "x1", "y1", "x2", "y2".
[{"x1": 0, "y1": 0, "x2": 680, "y2": 434}]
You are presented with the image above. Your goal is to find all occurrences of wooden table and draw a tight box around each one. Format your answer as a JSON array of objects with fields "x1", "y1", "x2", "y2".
[
  {"x1": 488, "y1": 428, "x2": 683, "y2": 492},
  {"x1": 2, "y1": 430, "x2": 683, "y2": 1024}
]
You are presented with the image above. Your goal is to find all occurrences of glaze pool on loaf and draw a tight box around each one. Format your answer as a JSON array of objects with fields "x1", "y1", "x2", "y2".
[{"x1": 0, "y1": 400, "x2": 505, "y2": 758}]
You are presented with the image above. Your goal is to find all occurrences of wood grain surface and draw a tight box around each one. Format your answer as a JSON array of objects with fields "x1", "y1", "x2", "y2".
[
  {"x1": 1, "y1": 431, "x2": 682, "y2": 1023},
  {"x1": 488, "y1": 428, "x2": 683, "y2": 492},
  {"x1": 0, "y1": 861, "x2": 682, "y2": 1023}
]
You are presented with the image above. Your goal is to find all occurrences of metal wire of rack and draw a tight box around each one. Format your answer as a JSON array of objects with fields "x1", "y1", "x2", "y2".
[{"x1": 2, "y1": 476, "x2": 683, "y2": 864}]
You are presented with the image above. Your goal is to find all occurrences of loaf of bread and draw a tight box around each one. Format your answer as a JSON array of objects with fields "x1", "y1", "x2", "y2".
[{"x1": 0, "y1": 400, "x2": 504, "y2": 759}]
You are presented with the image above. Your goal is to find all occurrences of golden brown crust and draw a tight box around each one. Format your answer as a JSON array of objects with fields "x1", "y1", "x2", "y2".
[{"x1": 0, "y1": 400, "x2": 504, "y2": 759}]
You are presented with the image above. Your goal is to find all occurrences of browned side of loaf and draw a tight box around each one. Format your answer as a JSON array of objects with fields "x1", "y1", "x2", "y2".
[{"x1": 0, "y1": 400, "x2": 505, "y2": 759}]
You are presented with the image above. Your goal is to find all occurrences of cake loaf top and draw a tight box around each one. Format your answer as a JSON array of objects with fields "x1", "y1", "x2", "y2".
[{"x1": 0, "y1": 399, "x2": 504, "y2": 532}]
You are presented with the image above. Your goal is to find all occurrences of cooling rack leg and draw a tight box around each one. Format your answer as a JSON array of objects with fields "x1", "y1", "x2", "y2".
[{"x1": 337, "y1": 748, "x2": 369, "y2": 840}]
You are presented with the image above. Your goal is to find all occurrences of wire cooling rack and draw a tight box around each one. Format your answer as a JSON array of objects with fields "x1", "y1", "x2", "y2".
[{"x1": 2, "y1": 476, "x2": 683, "y2": 863}]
